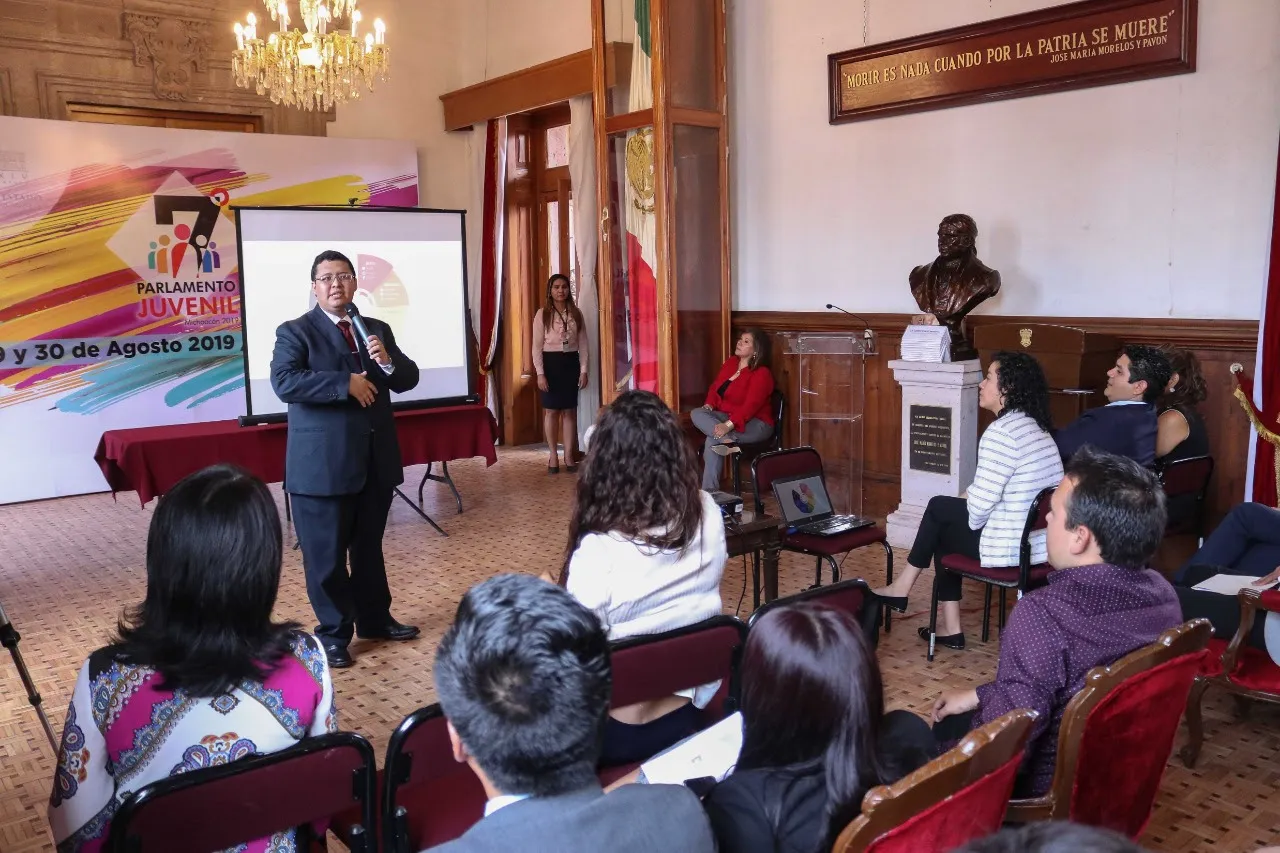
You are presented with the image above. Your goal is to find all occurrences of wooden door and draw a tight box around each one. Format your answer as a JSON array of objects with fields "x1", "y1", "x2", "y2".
[{"x1": 498, "y1": 105, "x2": 582, "y2": 446}]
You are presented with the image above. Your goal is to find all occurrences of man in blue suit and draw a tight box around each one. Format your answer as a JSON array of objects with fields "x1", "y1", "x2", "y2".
[
  {"x1": 271, "y1": 249, "x2": 421, "y2": 668},
  {"x1": 1054, "y1": 344, "x2": 1171, "y2": 467}
]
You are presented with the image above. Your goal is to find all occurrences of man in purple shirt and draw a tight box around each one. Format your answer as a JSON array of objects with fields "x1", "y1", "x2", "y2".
[{"x1": 931, "y1": 447, "x2": 1182, "y2": 796}]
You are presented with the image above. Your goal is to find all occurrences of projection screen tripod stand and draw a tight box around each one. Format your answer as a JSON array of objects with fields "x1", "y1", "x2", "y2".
[{"x1": 0, "y1": 601, "x2": 58, "y2": 754}]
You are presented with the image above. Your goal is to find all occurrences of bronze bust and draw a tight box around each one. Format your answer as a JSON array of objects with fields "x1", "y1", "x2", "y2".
[{"x1": 909, "y1": 214, "x2": 1001, "y2": 360}]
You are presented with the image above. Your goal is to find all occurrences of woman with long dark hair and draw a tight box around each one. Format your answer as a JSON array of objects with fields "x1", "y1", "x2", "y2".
[
  {"x1": 532, "y1": 273, "x2": 589, "y2": 473},
  {"x1": 691, "y1": 328, "x2": 776, "y2": 490},
  {"x1": 562, "y1": 390, "x2": 726, "y2": 765},
  {"x1": 872, "y1": 351, "x2": 1064, "y2": 651},
  {"x1": 49, "y1": 465, "x2": 337, "y2": 852},
  {"x1": 1155, "y1": 345, "x2": 1209, "y2": 464},
  {"x1": 1155, "y1": 345, "x2": 1210, "y2": 529},
  {"x1": 703, "y1": 603, "x2": 933, "y2": 853}
]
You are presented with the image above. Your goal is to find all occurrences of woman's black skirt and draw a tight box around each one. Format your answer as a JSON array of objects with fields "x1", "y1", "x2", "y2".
[{"x1": 541, "y1": 350, "x2": 580, "y2": 410}]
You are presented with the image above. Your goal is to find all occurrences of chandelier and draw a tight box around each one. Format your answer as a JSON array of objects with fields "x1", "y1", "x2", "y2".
[{"x1": 232, "y1": 0, "x2": 388, "y2": 112}]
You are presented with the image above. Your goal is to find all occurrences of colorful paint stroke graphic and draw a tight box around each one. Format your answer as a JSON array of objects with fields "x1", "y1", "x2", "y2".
[
  {"x1": 0, "y1": 148, "x2": 416, "y2": 414},
  {"x1": 790, "y1": 482, "x2": 818, "y2": 515}
]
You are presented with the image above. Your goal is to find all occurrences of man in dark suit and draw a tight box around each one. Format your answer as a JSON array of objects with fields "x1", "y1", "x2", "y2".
[
  {"x1": 271, "y1": 249, "x2": 421, "y2": 669},
  {"x1": 428, "y1": 574, "x2": 716, "y2": 853},
  {"x1": 1054, "y1": 344, "x2": 1171, "y2": 467}
]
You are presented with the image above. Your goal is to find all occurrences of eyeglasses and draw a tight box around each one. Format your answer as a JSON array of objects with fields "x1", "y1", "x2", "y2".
[{"x1": 315, "y1": 273, "x2": 356, "y2": 285}]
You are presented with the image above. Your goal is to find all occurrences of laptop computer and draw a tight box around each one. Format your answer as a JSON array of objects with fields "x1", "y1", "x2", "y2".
[{"x1": 771, "y1": 473, "x2": 875, "y2": 536}]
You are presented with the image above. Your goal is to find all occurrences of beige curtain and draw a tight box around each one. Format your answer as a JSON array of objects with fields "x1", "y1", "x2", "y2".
[{"x1": 569, "y1": 95, "x2": 600, "y2": 443}]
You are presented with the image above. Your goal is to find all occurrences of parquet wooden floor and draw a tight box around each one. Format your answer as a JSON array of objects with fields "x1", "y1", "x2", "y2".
[{"x1": 0, "y1": 446, "x2": 1275, "y2": 852}]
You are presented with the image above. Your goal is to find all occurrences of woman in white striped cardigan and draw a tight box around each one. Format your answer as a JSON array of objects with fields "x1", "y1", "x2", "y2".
[{"x1": 872, "y1": 352, "x2": 1064, "y2": 650}]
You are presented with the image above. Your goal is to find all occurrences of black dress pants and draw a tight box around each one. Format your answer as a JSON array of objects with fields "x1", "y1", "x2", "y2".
[
  {"x1": 907, "y1": 496, "x2": 983, "y2": 602},
  {"x1": 879, "y1": 709, "x2": 938, "y2": 771},
  {"x1": 600, "y1": 702, "x2": 702, "y2": 767},
  {"x1": 291, "y1": 475, "x2": 395, "y2": 646}
]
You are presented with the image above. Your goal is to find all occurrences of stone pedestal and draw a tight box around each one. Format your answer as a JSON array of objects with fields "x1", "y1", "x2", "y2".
[{"x1": 885, "y1": 359, "x2": 982, "y2": 550}]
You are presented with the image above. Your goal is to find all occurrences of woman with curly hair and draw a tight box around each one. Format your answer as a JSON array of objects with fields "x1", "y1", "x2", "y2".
[
  {"x1": 560, "y1": 390, "x2": 727, "y2": 765},
  {"x1": 1155, "y1": 345, "x2": 1209, "y2": 465},
  {"x1": 872, "y1": 352, "x2": 1063, "y2": 651}
]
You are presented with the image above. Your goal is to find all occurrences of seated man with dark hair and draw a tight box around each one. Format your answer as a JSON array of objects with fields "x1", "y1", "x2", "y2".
[
  {"x1": 1054, "y1": 345, "x2": 1172, "y2": 467},
  {"x1": 931, "y1": 448, "x2": 1182, "y2": 797},
  {"x1": 427, "y1": 574, "x2": 715, "y2": 853}
]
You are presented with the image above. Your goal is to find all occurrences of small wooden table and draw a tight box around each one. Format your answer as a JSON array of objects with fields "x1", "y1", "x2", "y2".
[{"x1": 725, "y1": 511, "x2": 783, "y2": 608}]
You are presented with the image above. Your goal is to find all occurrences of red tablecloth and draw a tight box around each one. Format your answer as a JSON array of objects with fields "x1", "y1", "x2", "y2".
[{"x1": 95, "y1": 404, "x2": 499, "y2": 505}]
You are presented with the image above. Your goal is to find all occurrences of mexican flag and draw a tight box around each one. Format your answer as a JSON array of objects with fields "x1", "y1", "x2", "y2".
[{"x1": 623, "y1": 0, "x2": 659, "y2": 392}]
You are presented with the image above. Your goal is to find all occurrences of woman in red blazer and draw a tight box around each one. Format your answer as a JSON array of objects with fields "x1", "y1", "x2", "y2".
[{"x1": 691, "y1": 329, "x2": 776, "y2": 490}]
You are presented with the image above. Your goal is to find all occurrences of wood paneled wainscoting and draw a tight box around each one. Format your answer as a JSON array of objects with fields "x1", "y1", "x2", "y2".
[{"x1": 732, "y1": 312, "x2": 1258, "y2": 531}]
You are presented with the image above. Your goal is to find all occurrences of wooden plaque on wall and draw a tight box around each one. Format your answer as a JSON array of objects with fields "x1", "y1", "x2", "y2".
[{"x1": 828, "y1": 0, "x2": 1197, "y2": 124}]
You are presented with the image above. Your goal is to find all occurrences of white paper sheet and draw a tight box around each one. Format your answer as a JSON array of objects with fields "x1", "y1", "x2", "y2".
[
  {"x1": 639, "y1": 711, "x2": 744, "y2": 786},
  {"x1": 1191, "y1": 574, "x2": 1276, "y2": 595}
]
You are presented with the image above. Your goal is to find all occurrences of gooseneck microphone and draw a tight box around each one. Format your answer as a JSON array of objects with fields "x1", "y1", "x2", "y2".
[
  {"x1": 343, "y1": 302, "x2": 372, "y2": 350},
  {"x1": 825, "y1": 303, "x2": 876, "y2": 350},
  {"x1": 825, "y1": 303, "x2": 871, "y2": 327}
]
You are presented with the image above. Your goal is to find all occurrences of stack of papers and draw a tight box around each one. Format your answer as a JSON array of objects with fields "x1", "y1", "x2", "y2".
[
  {"x1": 900, "y1": 325, "x2": 951, "y2": 363},
  {"x1": 640, "y1": 711, "x2": 743, "y2": 786},
  {"x1": 1191, "y1": 574, "x2": 1274, "y2": 595}
]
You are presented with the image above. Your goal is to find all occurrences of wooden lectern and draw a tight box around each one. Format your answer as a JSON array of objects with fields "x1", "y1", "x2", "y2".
[{"x1": 974, "y1": 324, "x2": 1119, "y2": 430}]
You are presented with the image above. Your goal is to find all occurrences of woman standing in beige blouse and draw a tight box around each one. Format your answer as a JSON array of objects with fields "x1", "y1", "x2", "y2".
[{"x1": 533, "y1": 274, "x2": 589, "y2": 473}]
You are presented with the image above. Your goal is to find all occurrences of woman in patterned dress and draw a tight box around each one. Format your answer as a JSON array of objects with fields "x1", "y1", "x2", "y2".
[{"x1": 48, "y1": 465, "x2": 337, "y2": 852}]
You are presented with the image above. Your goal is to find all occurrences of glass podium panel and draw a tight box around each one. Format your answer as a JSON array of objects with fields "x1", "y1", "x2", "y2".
[
  {"x1": 779, "y1": 332, "x2": 874, "y2": 517},
  {"x1": 673, "y1": 124, "x2": 725, "y2": 411}
]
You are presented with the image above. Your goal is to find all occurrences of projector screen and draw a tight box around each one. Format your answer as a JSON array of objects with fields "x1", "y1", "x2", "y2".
[{"x1": 235, "y1": 207, "x2": 473, "y2": 417}]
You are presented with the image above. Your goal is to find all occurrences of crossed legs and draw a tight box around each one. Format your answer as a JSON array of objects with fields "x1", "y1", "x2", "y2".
[
  {"x1": 690, "y1": 407, "x2": 771, "y2": 491},
  {"x1": 872, "y1": 495, "x2": 980, "y2": 637}
]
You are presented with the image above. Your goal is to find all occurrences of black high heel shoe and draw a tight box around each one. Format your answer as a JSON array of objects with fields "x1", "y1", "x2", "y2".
[{"x1": 870, "y1": 591, "x2": 908, "y2": 614}]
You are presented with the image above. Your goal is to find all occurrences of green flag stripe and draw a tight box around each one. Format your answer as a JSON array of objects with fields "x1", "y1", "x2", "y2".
[{"x1": 635, "y1": 0, "x2": 652, "y2": 56}]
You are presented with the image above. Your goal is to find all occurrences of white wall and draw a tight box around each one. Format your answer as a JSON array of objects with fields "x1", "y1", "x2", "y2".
[
  {"x1": 328, "y1": 0, "x2": 473, "y2": 211},
  {"x1": 474, "y1": 0, "x2": 591, "y2": 80},
  {"x1": 729, "y1": 0, "x2": 1280, "y2": 319},
  {"x1": 330, "y1": 0, "x2": 589, "y2": 213}
]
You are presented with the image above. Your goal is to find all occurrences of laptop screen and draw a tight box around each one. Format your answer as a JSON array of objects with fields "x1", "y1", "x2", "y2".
[{"x1": 773, "y1": 474, "x2": 834, "y2": 524}]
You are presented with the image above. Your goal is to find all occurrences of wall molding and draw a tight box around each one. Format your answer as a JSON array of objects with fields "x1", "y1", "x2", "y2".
[
  {"x1": 0, "y1": 33, "x2": 135, "y2": 61},
  {"x1": 441, "y1": 42, "x2": 632, "y2": 131},
  {"x1": 733, "y1": 310, "x2": 1259, "y2": 527},
  {"x1": 734, "y1": 311, "x2": 1259, "y2": 351},
  {"x1": 0, "y1": 68, "x2": 13, "y2": 115},
  {"x1": 1, "y1": 2, "x2": 328, "y2": 137},
  {"x1": 33, "y1": 70, "x2": 329, "y2": 136}
]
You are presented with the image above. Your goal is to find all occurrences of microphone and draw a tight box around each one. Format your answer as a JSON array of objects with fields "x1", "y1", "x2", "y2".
[
  {"x1": 825, "y1": 303, "x2": 876, "y2": 350},
  {"x1": 343, "y1": 303, "x2": 372, "y2": 351}
]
